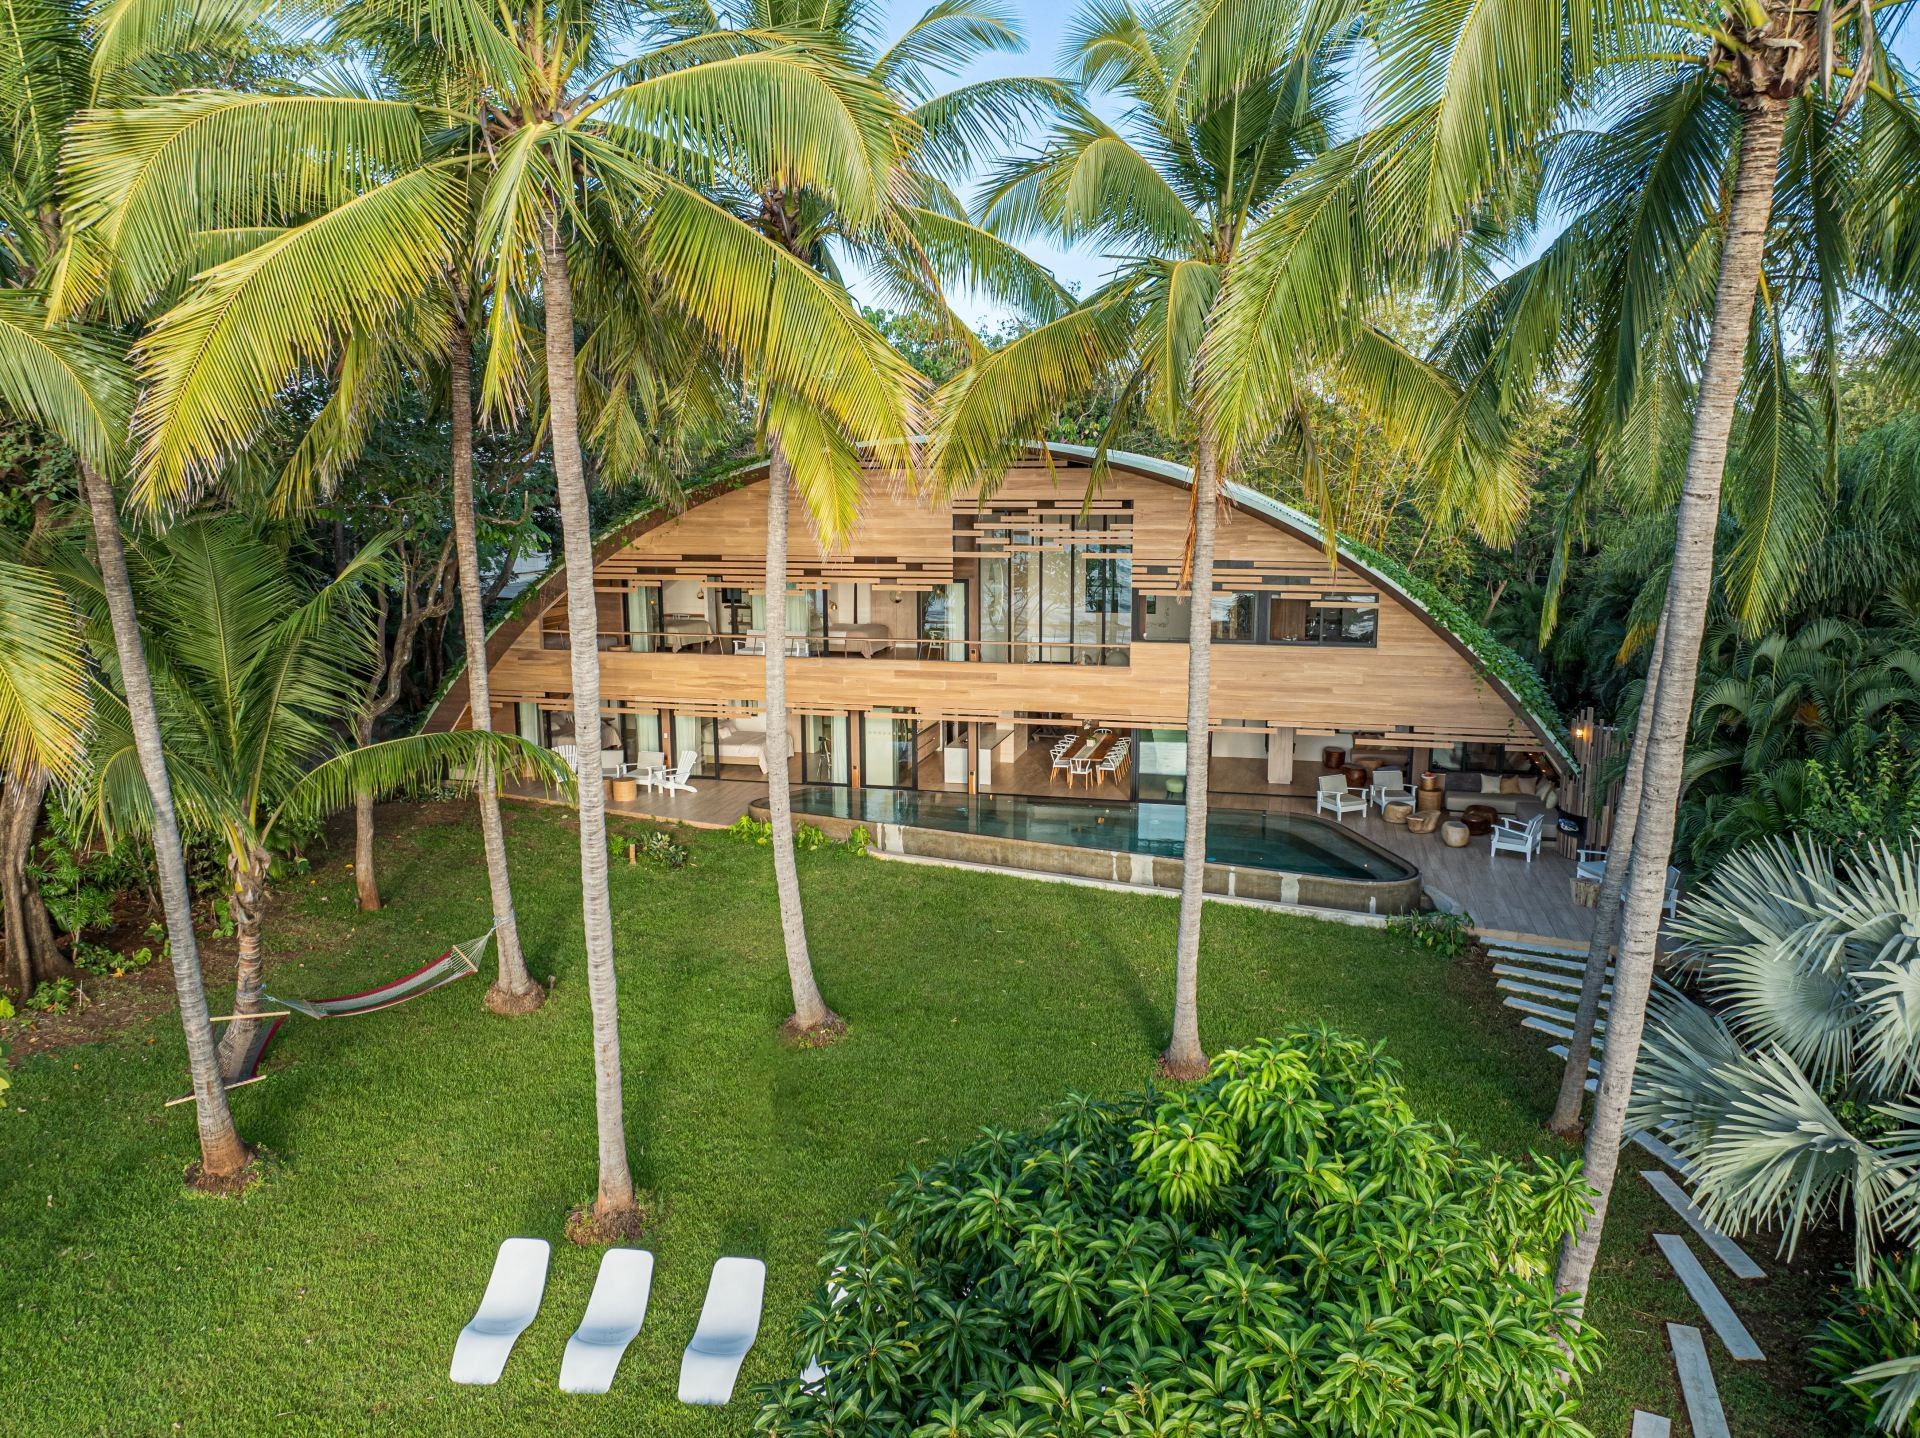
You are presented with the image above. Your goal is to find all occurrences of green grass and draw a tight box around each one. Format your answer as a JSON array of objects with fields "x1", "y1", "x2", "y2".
[{"x1": 0, "y1": 802, "x2": 1831, "y2": 1435}]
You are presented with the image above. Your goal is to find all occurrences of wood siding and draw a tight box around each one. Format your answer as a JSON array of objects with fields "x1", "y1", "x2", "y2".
[{"x1": 435, "y1": 457, "x2": 1552, "y2": 758}]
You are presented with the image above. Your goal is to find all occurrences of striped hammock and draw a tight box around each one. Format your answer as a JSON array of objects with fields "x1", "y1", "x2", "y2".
[{"x1": 216, "y1": 930, "x2": 493, "y2": 1089}]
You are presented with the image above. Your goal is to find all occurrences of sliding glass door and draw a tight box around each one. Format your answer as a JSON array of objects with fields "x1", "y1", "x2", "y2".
[
  {"x1": 800, "y1": 714, "x2": 849, "y2": 785},
  {"x1": 862, "y1": 707, "x2": 916, "y2": 788}
]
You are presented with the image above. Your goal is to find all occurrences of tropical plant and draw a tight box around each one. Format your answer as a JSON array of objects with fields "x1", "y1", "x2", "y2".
[
  {"x1": 932, "y1": 0, "x2": 1522, "y2": 1079},
  {"x1": 0, "y1": 0, "x2": 262, "y2": 1181},
  {"x1": 1812, "y1": 1249, "x2": 1920, "y2": 1436},
  {"x1": 66, "y1": 517, "x2": 561, "y2": 1079},
  {"x1": 1315, "y1": 0, "x2": 1917, "y2": 1298},
  {"x1": 755, "y1": 1028, "x2": 1598, "y2": 1435},
  {"x1": 1632, "y1": 835, "x2": 1920, "y2": 1284}
]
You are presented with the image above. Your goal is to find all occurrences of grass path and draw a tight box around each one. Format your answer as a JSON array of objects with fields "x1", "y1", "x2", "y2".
[{"x1": 0, "y1": 802, "x2": 1829, "y2": 1434}]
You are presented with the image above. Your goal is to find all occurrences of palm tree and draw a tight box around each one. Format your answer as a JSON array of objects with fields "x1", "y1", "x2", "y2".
[
  {"x1": 66, "y1": 516, "x2": 562, "y2": 1079},
  {"x1": 932, "y1": 0, "x2": 1519, "y2": 1077},
  {"x1": 1258, "y1": 0, "x2": 1910, "y2": 1300},
  {"x1": 0, "y1": 0, "x2": 254, "y2": 1183},
  {"x1": 710, "y1": 0, "x2": 1062, "y2": 1041},
  {"x1": 59, "y1": 0, "x2": 951, "y2": 1231}
]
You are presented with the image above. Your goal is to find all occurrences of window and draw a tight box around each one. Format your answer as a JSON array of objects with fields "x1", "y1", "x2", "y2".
[
  {"x1": 1210, "y1": 593, "x2": 1257, "y2": 643},
  {"x1": 862, "y1": 707, "x2": 915, "y2": 787},
  {"x1": 624, "y1": 586, "x2": 661, "y2": 652},
  {"x1": 917, "y1": 583, "x2": 966, "y2": 660},
  {"x1": 1266, "y1": 596, "x2": 1377, "y2": 647},
  {"x1": 1134, "y1": 594, "x2": 1190, "y2": 642}
]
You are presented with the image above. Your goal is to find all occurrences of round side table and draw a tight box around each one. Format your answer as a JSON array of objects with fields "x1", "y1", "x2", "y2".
[{"x1": 1440, "y1": 820, "x2": 1471, "y2": 848}]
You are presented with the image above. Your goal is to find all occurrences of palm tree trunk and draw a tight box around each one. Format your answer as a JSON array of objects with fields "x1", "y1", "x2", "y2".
[
  {"x1": 539, "y1": 215, "x2": 636, "y2": 1222},
  {"x1": 764, "y1": 436, "x2": 842, "y2": 1043},
  {"x1": 215, "y1": 850, "x2": 269, "y2": 1082},
  {"x1": 353, "y1": 713, "x2": 381, "y2": 912},
  {"x1": 1546, "y1": 603, "x2": 1667, "y2": 1137},
  {"x1": 1555, "y1": 98, "x2": 1788, "y2": 1302},
  {"x1": 1162, "y1": 428, "x2": 1220, "y2": 1080},
  {"x1": 1, "y1": 765, "x2": 67, "y2": 996},
  {"x1": 78, "y1": 462, "x2": 248, "y2": 1181},
  {"x1": 448, "y1": 324, "x2": 540, "y2": 1013}
]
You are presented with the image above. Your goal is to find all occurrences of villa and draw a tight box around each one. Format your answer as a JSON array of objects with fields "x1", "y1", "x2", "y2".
[{"x1": 424, "y1": 446, "x2": 1586, "y2": 929}]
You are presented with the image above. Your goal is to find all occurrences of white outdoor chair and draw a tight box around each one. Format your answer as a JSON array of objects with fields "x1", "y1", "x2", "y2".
[
  {"x1": 734, "y1": 638, "x2": 765, "y2": 655},
  {"x1": 558, "y1": 1248, "x2": 654, "y2": 1395},
  {"x1": 640, "y1": 749, "x2": 699, "y2": 796},
  {"x1": 1576, "y1": 849, "x2": 1683, "y2": 917},
  {"x1": 450, "y1": 1238, "x2": 549, "y2": 1386},
  {"x1": 1069, "y1": 755, "x2": 1094, "y2": 788},
  {"x1": 1370, "y1": 768, "x2": 1417, "y2": 814},
  {"x1": 1315, "y1": 773, "x2": 1367, "y2": 822},
  {"x1": 678, "y1": 1257, "x2": 766, "y2": 1406},
  {"x1": 553, "y1": 742, "x2": 583, "y2": 775},
  {"x1": 1489, "y1": 814, "x2": 1545, "y2": 862}
]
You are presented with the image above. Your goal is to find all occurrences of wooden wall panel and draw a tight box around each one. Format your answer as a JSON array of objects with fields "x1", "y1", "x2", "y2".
[{"x1": 472, "y1": 460, "x2": 1549, "y2": 758}]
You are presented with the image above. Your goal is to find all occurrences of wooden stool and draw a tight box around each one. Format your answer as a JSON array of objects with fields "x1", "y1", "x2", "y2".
[
  {"x1": 610, "y1": 777, "x2": 639, "y2": 803},
  {"x1": 1440, "y1": 820, "x2": 1471, "y2": 848},
  {"x1": 1383, "y1": 801, "x2": 1413, "y2": 825},
  {"x1": 1571, "y1": 874, "x2": 1601, "y2": 908},
  {"x1": 1405, "y1": 811, "x2": 1440, "y2": 835}
]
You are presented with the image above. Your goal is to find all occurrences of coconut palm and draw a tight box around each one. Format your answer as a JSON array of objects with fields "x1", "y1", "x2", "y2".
[
  {"x1": 0, "y1": 0, "x2": 259, "y2": 1181},
  {"x1": 702, "y1": 0, "x2": 1063, "y2": 1041},
  {"x1": 1274, "y1": 0, "x2": 1913, "y2": 1299},
  {"x1": 57, "y1": 0, "x2": 947, "y2": 1229},
  {"x1": 65, "y1": 516, "x2": 563, "y2": 1079},
  {"x1": 931, "y1": 0, "x2": 1522, "y2": 1078}
]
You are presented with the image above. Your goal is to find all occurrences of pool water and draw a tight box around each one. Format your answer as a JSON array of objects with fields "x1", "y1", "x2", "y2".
[{"x1": 788, "y1": 788, "x2": 1417, "y2": 883}]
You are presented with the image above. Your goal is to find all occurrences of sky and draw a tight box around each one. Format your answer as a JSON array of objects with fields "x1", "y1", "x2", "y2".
[{"x1": 860, "y1": 0, "x2": 1920, "y2": 328}]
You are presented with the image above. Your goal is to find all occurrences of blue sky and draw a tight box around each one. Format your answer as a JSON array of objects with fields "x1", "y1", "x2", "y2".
[{"x1": 863, "y1": 1, "x2": 1920, "y2": 327}]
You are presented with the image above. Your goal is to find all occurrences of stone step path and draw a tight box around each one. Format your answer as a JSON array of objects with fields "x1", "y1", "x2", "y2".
[
  {"x1": 1668, "y1": 1323, "x2": 1731, "y2": 1438},
  {"x1": 1497, "y1": 977, "x2": 1605, "y2": 1005},
  {"x1": 1548, "y1": 1043, "x2": 1602, "y2": 1072},
  {"x1": 1633, "y1": 1130, "x2": 1693, "y2": 1176},
  {"x1": 1630, "y1": 1412, "x2": 1671, "y2": 1438},
  {"x1": 1643, "y1": 1171, "x2": 1764, "y2": 1281},
  {"x1": 1492, "y1": 963, "x2": 1612, "y2": 992},
  {"x1": 1655, "y1": 1234, "x2": 1764, "y2": 1360}
]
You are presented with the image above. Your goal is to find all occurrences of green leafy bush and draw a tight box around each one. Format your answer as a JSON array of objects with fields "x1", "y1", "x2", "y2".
[
  {"x1": 609, "y1": 828, "x2": 691, "y2": 869},
  {"x1": 756, "y1": 1028, "x2": 1597, "y2": 1437},
  {"x1": 793, "y1": 823, "x2": 829, "y2": 852},
  {"x1": 728, "y1": 815, "x2": 773, "y2": 845},
  {"x1": 1810, "y1": 1251, "x2": 1920, "y2": 1435},
  {"x1": 25, "y1": 978, "x2": 81, "y2": 1014},
  {"x1": 1388, "y1": 908, "x2": 1475, "y2": 958},
  {"x1": 0, "y1": 995, "x2": 14, "y2": 1021},
  {"x1": 844, "y1": 824, "x2": 870, "y2": 857},
  {"x1": 1802, "y1": 720, "x2": 1920, "y2": 861}
]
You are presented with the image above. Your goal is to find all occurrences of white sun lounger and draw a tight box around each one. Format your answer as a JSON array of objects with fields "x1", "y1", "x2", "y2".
[
  {"x1": 450, "y1": 1238, "x2": 550, "y2": 1385},
  {"x1": 678, "y1": 1256, "x2": 766, "y2": 1405},
  {"x1": 558, "y1": 1247, "x2": 654, "y2": 1394}
]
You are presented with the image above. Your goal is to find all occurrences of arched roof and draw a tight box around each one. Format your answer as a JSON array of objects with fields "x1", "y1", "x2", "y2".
[{"x1": 422, "y1": 444, "x2": 1572, "y2": 772}]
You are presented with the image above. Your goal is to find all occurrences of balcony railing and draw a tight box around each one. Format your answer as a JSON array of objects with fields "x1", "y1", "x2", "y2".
[{"x1": 543, "y1": 630, "x2": 1131, "y2": 666}]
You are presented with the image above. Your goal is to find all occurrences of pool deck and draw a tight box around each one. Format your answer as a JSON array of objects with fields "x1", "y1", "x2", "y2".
[{"x1": 506, "y1": 775, "x2": 1598, "y2": 945}]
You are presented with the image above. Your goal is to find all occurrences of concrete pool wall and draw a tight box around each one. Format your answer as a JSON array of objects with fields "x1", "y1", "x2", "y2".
[{"x1": 749, "y1": 800, "x2": 1426, "y2": 916}]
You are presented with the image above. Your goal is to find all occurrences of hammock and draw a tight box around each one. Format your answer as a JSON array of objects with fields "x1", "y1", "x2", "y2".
[{"x1": 167, "y1": 930, "x2": 492, "y2": 1106}]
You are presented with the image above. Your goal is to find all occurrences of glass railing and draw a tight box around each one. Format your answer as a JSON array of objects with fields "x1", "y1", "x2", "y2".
[{"x1": 547, "y1": 631, "x2": 1132, "y2": 666}]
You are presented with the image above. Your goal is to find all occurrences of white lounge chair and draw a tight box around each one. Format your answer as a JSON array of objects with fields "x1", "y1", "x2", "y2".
[
  {"x1": 678, "y1": 1256, "x2": 766, "y2": 1406},
  {"x1": 640, "y1": 749, "x2": 699, "y2": 796},
  {"x1": 450, "y1": 1238, "x2": 549, "y2": 1385},
  {"x1": 558, "y1": 1248, "x2": 654, "y2": 1395},
  {"x1": 1369, "y1": 768, "x2": 1417, "y2": 814},
  {"x1": 1490, "y1": 814, "x2": 1545, "y2": 862},
  {"x1": 1315, "y1": 773, "x2": 1367, "y2": 822}
]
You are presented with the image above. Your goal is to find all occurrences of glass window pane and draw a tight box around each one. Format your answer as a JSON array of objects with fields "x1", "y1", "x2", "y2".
[
  {"x1": 1137, "y1": 594, "x2": 1191, "y2": 642},
  {"x1": 1210, "y1": 593, "x2": 1255, "y2": 642}
]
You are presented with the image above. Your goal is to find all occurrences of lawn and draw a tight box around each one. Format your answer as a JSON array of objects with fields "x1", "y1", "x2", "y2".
[{"x1": 0, "y1": 801, "x2": 1834, "y2": 1435}]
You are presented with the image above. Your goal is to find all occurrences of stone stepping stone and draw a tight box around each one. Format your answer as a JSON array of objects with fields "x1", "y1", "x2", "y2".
[
  {"x1": 1547, "y1": 1043, "x2": 1602, "y2": 1072},
  {"x1": 1655, "y1": 1234, "x2": 1763, "y2": 1360},
  {"x1": 1487, "y1": 949, "x2": 1596, "y2": 974},
  {"x1": 1667, "y1": 1323, "x2": 1731, "y2": 1438},
  {"x1": 1522, "y1": 1015, "x2": 1576, "y2": 1040},
  {"x1": 1498, "y1": 977, "x2": 1600, "y2": 1004},
  {"x1": 1631, "y1": 1412, "x2": 1671, "y2": 1438},
  {"x1": 1643, "y1": 1171, "x2": 1764, "y2": 1281},
  {"x1": 1492, "y1": 964, "x2": 1611, "y2": 992},
  {"x1": 1631, "y1": 1131, "x2": 1692, "y2": 1176}
]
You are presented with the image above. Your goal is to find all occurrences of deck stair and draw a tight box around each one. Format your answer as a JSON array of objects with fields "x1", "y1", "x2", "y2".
[{"x1": 1473, "y1": 927, "x2": 1770, "y2": 1430}]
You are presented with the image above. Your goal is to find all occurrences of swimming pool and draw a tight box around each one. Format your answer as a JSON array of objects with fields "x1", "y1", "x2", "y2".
[{"x1": 785, "y1": 787, "x2": 1417, "y2": 884}]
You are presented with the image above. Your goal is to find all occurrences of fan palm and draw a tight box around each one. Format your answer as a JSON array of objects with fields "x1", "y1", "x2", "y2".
[
  {"x1": 64, "y1": 516, "x2": 564, "y2": 1079},
  {"x1": 56, "y1": 0, "x2": 953, "y2": 1228},
  {"x1": 0, "y1": 0, "x2": 259, "y2": 1181},
  {"x1": 1633, "y1": 834, "x2": 1920, "y2": 1286},
  {"x1": 931, "y1": 0, "x2": 1521, "y2": 1078}
]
